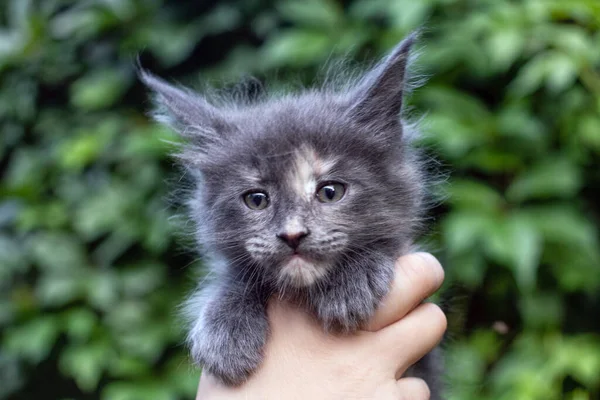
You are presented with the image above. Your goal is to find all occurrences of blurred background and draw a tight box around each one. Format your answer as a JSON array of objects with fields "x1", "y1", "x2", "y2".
[{"x1": 1, "y1": 0, "x2": 599, "y2": 399}]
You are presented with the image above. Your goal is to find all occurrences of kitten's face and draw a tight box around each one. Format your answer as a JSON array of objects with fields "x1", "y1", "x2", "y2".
[
  {"x1": 197, "y1": 100, "x2": 419, "y2": 288},
  {"x1": 141, "y1": 33, "x2": 421, "y2": 289},
  {"x1": 239, "y1": 144, "x2": 348, "y2": 287}
]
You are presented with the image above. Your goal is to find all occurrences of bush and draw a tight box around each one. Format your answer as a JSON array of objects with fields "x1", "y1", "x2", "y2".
[{"x1": 1, "y1": 0, "x2": 599, "y2": 399}]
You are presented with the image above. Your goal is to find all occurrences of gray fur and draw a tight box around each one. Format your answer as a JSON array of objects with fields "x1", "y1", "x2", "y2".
[{"x1": 141, "y1": 31, "x2": 442, "y2": 396}]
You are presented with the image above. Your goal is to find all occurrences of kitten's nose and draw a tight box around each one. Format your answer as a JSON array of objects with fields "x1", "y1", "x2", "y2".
[{"x1": 277, "y1": 230, "x2": 310, "y2": 250}]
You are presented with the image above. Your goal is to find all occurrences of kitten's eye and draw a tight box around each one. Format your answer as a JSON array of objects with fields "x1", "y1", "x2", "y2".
[
  {"x1": 316, "y1": 182, "x2": 346, "y2": 203},
  {"x1": 243, "y1": 191, "x2": 269, "y2": 210}
]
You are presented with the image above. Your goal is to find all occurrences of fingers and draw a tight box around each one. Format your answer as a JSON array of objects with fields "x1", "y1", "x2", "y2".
[
  {"x1": 376, "y1": 302, "x2": 447, "y2": 373},
  {"x1": 367, "y1": 252, "x2": 444, "y2": 331},
  {"x1": 396, "y1": 377, "x2": 431, "y2": 400}
]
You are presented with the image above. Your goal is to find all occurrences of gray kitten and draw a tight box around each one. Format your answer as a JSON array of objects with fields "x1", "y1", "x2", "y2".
[{"x1": 142, "y1": 32, "x2": 442, "y2": 397}]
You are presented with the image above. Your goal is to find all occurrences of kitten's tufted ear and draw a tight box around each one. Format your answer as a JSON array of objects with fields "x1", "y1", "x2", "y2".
[
  {"x1": 349, "y1": 32, "x2": 417, "y2": 127},
  {"x1": 139, "y1": 69, "x2": 226, "y2": 144}
]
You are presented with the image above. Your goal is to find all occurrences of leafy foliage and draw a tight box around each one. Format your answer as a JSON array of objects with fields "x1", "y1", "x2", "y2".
[{"x1": 1, "y1": 0, "x2": 599, "y2": 399}]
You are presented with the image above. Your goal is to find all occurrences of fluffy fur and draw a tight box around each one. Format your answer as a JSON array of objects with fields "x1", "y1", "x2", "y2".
[{"x1": 141, "y1": 32, "x2": 442, "y2": 398}]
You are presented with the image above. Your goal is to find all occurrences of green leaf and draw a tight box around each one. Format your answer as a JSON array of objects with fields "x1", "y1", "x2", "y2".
[
  {"x1": 507, "y1": 157, "x2": 582, "y2": 202},
  {"x1": 552, "y1": 335, "x2": 600, "y2": 387},
  {"x1": 135, "y1": 23, "x2": 204, "y2": 67},
  {"x1": 70, "y1": 68, "x2": 131, "y2": 110},
  {"x1": 0, "y1": 298, "x2": 16, "y2": 327},
  {"x1": 36, "y1": 274, "x2": 81, "y2": 307},
  {"x1": 460, "y1": 148, "x2": 523, "y2": 173},
  {"x1": 105, "y1": 300, "x2": 150, "y2": 332},
  {"x1": 448, "y1": 250, "x2": 487, "y2": 289},
  {"x1": 59, "y1": 134, "x2": 105, "y2": 170},
  {"x1": 519, "y1": 292, "x2": 564, "y2": 329},
  {"x1": 121, "y1": 125, "x2": 178, "y2": 159},
  {"x1": 485, "y1": 27, "x2": 525, "y2": 71},
  {"x1": 0, "y1": 353, "x2": 23, "y2": 398},
  {"x1": 490, "y1": 333, "x2": 559, "y2": 399},
  {"x1": 59, "y1": 341, "x2": 113, "y2": 392},
  {"x1": 63, "y1": 308, "x2": 98, "y2": 342},
  {"x1": 18, "y1": 201, "x2": 69, "y2": 230},
  {"x1": 50, "y1": 6, "x2": 117, "y2": 40},
  {"x1": 394, "y1": 1, "x2": 433, "y2": 29},
  {"x1": 483, "y1": 214, "x2": 542, "y2": 291},
  {"x1": 442, "y1": 210, "x2": 494, "y2": 255},
  {"x1": 471, "y1": 329, "x2": 502, "y2": 362},
  {"x1": 577, "y1": 115, "x2": 600, "y2": 152},
  {"x1": 73, "y1": 183, "x2": 138, "y2": 239},
  {"x1": 102, "y1": 382, "x2": 176, "y2": 400},
  {"x1": 165, "y1": 355, "x2": 201, "y2": 396},
  {"x1": 120, "y1": 264, "x2": 165, "y2": 297},
  {"x1": 199, "y1": 5, "x2": 242, "y2": 35},
  {"x1": 108, "y1": 355, "x2": 149, "y2": 379},
  {"x1": 92, "y1": 232, "x2": 136, "y2": 266},
  {"x1": 422, "y1": 114, "x2": 486, "y2": 159},
  {"x1": 6, "y1": 0, "x2": 32, "y2": 30},
  {"x1": 85, "y1": 271, "x2": 120, "y2": 310},
  {"x1": 521, "y1": 205, "x2": 596, "y2": 247},
  {"x1": 420, "y1": 86, "x2": 492, "y2": 122},
  {"x1": 496, "y1": 105, "x2": 545, "y2": 143},
  {"x1": 510, "y1": 51, "x2": 579, "y2": 96},
  {"x1": 261, "y1": 30, "x2": 332, "y2": 67},
  {"x1": 3, "y1": 147, "x2": 47, "y2": 195},
  {"x1": 509, "y1": 53, "x2": 550, "y2": 96},
  {"x1": 544, "y1": 243, "x2": 600, "y2": 293},
  {"x1": 546, "y1": 52, "x2": 579, "y2": 93},
  {"x1": 446, "y1": 179, "x2": 504, "y2": 212},
  {"x1": 418, "y1": 86, "x2": 493, "y2": 159},
  {"x1": 5, "y1": 316, "x2": 60, "y2": 363},
  {"x1": 277, "y1": 0, "x2": 341, "y2": 28},
  {"x1": 116, "y1": 326, "x2": 171, "y2": 362},
  {"x1": 444, "y1": 341, "x2": 486, "y2": 391},
  {"x1": 0, "y1": 234, "x2": 27, "y2": 273},
  {"x1": 27, "y1": 232, "x2": 87, "y2": 272}
]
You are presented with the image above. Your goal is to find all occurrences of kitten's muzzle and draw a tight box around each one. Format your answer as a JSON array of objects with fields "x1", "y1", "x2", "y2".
[{"x1": 276, "y1": 230, "x2": 310, "y2": 250}]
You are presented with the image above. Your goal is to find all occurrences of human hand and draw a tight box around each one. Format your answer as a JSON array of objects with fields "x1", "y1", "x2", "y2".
[{"x1": 197, "y1": 252, "x2": 446, "y2": 399}]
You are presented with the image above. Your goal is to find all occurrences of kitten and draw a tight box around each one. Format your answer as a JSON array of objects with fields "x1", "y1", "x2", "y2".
[{"x1": 141, "y1": 32, "x2": 442, "y2": 397}]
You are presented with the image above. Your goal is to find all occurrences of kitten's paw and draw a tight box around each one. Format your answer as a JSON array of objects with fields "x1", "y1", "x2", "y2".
[
  {"x1": 187, "y1": 292, "x2": 269, "y2": 387},
  {"x1": 189, "y1": 323, "x2": 266, "y2": 386},
  {"x1": 315, "y1": 285, "x2": 378, "y2": 333},
  {"x1": 313, "y1": 262, "x2": 393, "y2": 333}
]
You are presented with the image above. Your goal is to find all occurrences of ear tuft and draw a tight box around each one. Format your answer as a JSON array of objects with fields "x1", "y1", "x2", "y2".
[
  {"x1": 138, "y1": 68, "x2": 225, "y2": 143},
  {"x1": 349, "y1": 31, "x2": 419, "y2": 127}
]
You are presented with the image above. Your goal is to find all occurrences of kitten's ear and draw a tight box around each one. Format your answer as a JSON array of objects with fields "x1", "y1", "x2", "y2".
[
  {"x1": 349, "y1": 32, "x2": 417, "y2": 126},
  {"x1": 139, "y1": 69, "x2": 226, "y2": 143}
]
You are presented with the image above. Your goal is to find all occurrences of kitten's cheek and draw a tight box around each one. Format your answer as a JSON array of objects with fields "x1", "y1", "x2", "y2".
[{"x1": 244, "y1": 239, "x2": 273, "y2": 261}]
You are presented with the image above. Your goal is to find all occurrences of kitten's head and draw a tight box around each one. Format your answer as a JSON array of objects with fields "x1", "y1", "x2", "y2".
[{"x1": 142, "y1": 34, "x2": 425, "y2": 288}]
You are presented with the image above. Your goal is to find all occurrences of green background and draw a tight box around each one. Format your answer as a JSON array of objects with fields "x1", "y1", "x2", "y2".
[{"x1": 1, "y1": 0, "x2": 599, "y2": 399}]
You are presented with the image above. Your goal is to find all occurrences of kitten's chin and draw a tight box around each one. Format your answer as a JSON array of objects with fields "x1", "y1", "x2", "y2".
[{"x1": 277, "y1": 256, "x2": 330, "y2": 287}]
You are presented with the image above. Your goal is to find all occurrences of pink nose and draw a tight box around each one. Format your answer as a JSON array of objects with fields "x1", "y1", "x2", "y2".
[{"x1": 276, "y1": 230, "x2": 309, "y2": 249}]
